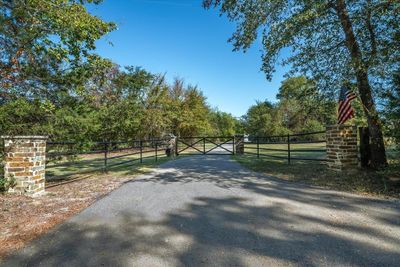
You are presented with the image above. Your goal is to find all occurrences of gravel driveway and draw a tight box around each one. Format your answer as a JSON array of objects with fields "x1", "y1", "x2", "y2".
[{"x1": 3, "y1": 156, "x2": 400, "y2": 267}]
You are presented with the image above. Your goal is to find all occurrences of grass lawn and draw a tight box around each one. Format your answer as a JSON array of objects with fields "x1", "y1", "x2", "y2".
[
  {"x1": 244, "y1": 142, "x2": 326, "y2": 160},
  {"x1": 46, "y1": 149, "x2": 169, "y2": 183},
  {"x1": 233, "y1": 155, "x2": 400, "y2": 198}
]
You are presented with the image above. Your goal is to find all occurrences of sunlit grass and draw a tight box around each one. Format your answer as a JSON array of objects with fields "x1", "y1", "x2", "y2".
[
  {"x1": 46, "y1": 150, "x2": 169, "y2": 183},
  {"x1": 233, "y1": 154, "x2": 400, "y2": 198},
  {"x1": 244, "y1": 142, "x2": 326, "y2": 160}
]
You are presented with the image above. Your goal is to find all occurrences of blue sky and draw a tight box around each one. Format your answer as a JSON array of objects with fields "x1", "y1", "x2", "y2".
[{"x1": 89, "y1": 0, "x2": 288, "y2": 117}]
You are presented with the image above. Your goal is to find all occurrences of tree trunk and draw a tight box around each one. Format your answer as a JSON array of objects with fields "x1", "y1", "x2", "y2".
[{"x1": 335, "y1": 0, "x2": 387, "y2": 169}]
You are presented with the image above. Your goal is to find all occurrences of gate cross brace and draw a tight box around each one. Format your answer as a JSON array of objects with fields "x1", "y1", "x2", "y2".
[
  {"x1": 177, "y1": 138, "x2": 204, "y2": 154},
  {"x1": 203, "y1": 138, "x2": 233, "y2": 154}
]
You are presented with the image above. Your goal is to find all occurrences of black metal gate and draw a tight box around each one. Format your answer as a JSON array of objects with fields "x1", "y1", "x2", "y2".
[{"x1": 176, "y1": 136, "x2": 234, "y2": 156}]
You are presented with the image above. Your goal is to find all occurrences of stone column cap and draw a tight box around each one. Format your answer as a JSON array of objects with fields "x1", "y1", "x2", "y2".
[{"x1": 1, "y1": 135, "x2": 48, "y2": 140}]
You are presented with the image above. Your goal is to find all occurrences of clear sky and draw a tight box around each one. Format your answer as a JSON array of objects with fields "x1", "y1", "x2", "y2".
[{"x1": 89, "y1": 0, "x2": 288, "y2": 117}]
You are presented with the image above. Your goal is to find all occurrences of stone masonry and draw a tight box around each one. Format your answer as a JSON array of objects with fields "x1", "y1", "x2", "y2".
[
  {"x1": 326, "y1": 125, "x2": 358, "y2": 171},
  {"x1": 2, "y1": 136, "x2": 47, "y2": 196},
  {"x1": 235, "y1": 135, "x2": 244, "y2": 155}
]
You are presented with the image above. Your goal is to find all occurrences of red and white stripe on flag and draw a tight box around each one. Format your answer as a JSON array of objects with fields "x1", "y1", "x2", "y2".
[{"x1": 338, "y1": 88, "x2": 357, "y2": 124}]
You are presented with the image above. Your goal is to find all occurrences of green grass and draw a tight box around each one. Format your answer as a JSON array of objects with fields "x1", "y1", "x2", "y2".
[
  {"x1": 244, "y1": 142, "x2": 326, "y2": 160},
  {"x1": 46, "y1": 150, "x2": 169, "y2": 183},
  {"x1": 233, "y1": 155, "x2": 400, "y2": 198}
]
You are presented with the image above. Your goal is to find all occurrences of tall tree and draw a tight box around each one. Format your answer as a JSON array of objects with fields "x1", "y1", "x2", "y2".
[
  {"x1": 277, "y1": 76, "x2": 336, "y2": 132},
  {"x1": 0, "y1": 0, "x2": 116, "y2": 94},
  {"x1": 208, "y1": 110, "x2": 237, "y2": 136},
  {"x1": 203, "y1": 0, "x2": 400, "y2": 168},
  {"x1": 165, "y1": 78, "x2": 211, "y2": 137},
  {"x1": 244, "y1": 100, "x2": 286, "y2": 136}
]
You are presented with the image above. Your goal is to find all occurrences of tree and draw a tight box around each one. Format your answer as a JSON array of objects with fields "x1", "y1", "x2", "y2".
[
  {"x1": 165, "y1": 78, "x2": 211, "y2": 137},
  {"x1": 383, "y1": 71, "x2": 400, "y2": 151},
  {"x1": 203, "y1": 0, "x2": 400, "y2": 168},
  {"x1": 178, "y1": 86, "x2": 211, "y2": 136},
  {"x1": 277, "y1": 76, "x2": 336, "y2": 132},
  {"x1": 0, "y1": 0, "x2": 116, "y2": 94},
  {"x1": 208, "y1": 110, "x2": 237, "y2": 136},
  {"x1": 243, "y1": 100, "x2": 286, "y2": 136}
]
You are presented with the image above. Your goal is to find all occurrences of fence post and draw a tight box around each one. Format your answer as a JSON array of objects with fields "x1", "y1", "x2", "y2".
[
  {"x1": 287, "y1": 134, "x2": 291, "y2": 165},
  {"x1": 140, "y1": 140, "x2": 143, "y2": 163},
  {"x1": 155, "y1": 142, "x2": 158, "y2": 162},
  {"x1": 203, "y1": 137, "x2": 206, "y2": 154},
  {"x1": 104, "y1": 142, "x2": 108, "y2": 172},
  {"x1": 175, "y1": 136, "x2": 179, "y2": 156},
  {"x1": 257, "y1": 136, "x2": 260, "y2": 158},
  {"x1": 235, "y1": 135, "x2": 244, "y2": 155}
]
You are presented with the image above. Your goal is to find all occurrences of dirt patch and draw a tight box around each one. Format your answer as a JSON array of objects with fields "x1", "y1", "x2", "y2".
[{"x1": 0, "y1": 173, "x2": 132, "y2": 261}]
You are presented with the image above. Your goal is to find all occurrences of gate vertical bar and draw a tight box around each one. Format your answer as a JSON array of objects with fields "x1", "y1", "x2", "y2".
[
  {"x1": 287, "y1": 134, "x2": 291, "y2": 165},
  {"x1": 203, "y1": 137, "x2": 206, "y2": 154},
  {"x1": 140, "y1": 140, "x2": 143, "y2": 163},
  {"x1": 232, "y1": 136, "x2": 236, "y2": 155},
  {"x1": 175, "y1": 137, "x2": 178, "y2": 156},
  {"x1": 155, "y1": 142, "x2": 158, "y2": 162},
  {"x1": 257, "y1": 136, "x2": 260, "y2": 158}
]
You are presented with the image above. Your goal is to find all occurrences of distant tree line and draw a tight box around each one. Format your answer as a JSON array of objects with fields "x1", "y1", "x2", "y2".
[
  {"x1": 239, "y1": 76, "x2": 337, "y2": 137},
  {"x1": 239, "y1": 75, "x2": 399, "y2": 156},
  {"x1": 0, "y1": 63, "x2": 239, "y2": 141},
  {"x1": 0, "y1": 0, "x2": 238, "y2": 142}
]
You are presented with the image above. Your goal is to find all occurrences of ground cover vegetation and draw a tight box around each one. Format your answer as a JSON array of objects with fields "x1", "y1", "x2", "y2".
[{"x1": 234, "y1": 155, "x2": 400, "y2": 198}]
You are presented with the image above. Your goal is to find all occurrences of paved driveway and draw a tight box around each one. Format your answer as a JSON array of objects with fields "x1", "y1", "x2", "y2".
[{"x1": 3, "y1": 156, "x2": 400, "y2": 267}]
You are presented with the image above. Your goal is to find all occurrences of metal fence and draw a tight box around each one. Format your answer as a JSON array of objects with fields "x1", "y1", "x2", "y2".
[
  {"x1": 46, "y1": 138, "x2": 169, "y2": 183},
  {"x1": 243, "y1": 131, "x2": 327, "y2": 163}
]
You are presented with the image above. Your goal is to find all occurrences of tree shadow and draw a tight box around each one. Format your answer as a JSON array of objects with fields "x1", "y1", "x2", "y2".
[
  {"x1": 3, "y1": 196, "x2": 399, "y2": 266},
  {"x1": 134, "y1": 156, "x2": 400, "y2": 213},
  {"x1": 2, "y1": 155, "x2": 400, "y2": 266}
]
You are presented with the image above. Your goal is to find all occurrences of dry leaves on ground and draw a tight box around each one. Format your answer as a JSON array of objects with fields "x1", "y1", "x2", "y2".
[{"x1": 0, "y1": 174, "x2": 132, "y2": 260}]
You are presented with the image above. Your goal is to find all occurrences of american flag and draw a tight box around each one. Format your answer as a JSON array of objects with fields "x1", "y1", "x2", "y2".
[{"x1": 338, "y1": 86, "x2": 357, "y2": 124}]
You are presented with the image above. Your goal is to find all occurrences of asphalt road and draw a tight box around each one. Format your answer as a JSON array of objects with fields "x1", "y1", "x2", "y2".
[{"x1": 3, "y1": 156, "x2": 400, "y2": 267}]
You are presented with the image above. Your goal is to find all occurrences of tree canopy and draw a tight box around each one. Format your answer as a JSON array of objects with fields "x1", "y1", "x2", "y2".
[
  {"x1": 241, "y1": 76, "x2": 336, "y2": 136},
  {"x1": 0, "y1": 0, "x2": 116, "y2": 94},
  {"x1": 203, "y1": 0, "x2": 400, "y2": 168}
]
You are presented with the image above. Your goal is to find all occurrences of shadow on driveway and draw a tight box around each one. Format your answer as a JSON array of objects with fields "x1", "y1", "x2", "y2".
[{"x1": 3, "y1": 156, "x2": 400, "y2": 267}]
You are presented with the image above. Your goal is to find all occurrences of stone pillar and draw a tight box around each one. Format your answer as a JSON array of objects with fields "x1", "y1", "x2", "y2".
[
  {"x1": 166, "y1": 134, "x2": 177, "y2": 157},
  {"x1": 235, "y1": 135, "x2": 244, "y2": 155},
  {"x1": 326, "y1": 125, "x2": 358, "y2": 171},
  {"x1": 2, "y1": 136, "x2": 48, "y2": 196}
]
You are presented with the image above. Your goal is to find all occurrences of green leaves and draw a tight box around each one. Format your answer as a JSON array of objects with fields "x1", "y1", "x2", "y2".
[
  {"x1": 203, "y1": 0, "x2": 399, "y2": 97},
  {"x1": 0, "y1": 0, "x2": 116, "y2": 93},
  {"x1": 242, "y1": 76, "x2": 336, "y2": 136}
]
